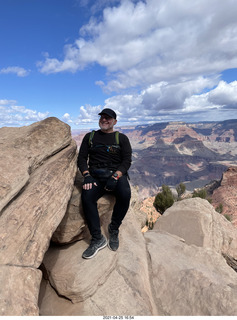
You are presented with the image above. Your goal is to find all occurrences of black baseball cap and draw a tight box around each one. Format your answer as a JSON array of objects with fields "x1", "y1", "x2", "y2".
[{"x1": 98, "y1": 108, "x2": 117, "y2": 119}]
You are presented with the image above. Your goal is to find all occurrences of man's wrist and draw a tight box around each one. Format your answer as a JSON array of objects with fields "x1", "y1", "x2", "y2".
[
  {"x1": 112, "y1": 173, "x2": 120, "y2": 180},
  {"x1": 83, "y1": 171, "x2": 90, "y2": 177}
]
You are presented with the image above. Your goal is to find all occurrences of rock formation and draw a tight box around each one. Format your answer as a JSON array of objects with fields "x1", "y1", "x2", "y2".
[
  {"x1": 145, "y1": 231, "x2": 237, "y2": 316},
  {"x1": 140, "y1": 195, "x2": 160, "y2": 232},
  {"x1": 1, "y1": 117, "x2": 237, "y2": 316},
  {"x1": 0, "y1": 117, "x2": 77, "y2": 315},
  {"x1": 154, "y1": 197, "x2": 237, "y2": 259},
  {"x1": 211, "y1": 166, "x2": 237, "y2": 226},
  {"x1": 39, "y1": 184, "x2": 237, "y2": 316}
]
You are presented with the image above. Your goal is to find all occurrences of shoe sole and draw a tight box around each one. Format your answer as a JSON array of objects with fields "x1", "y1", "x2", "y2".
[{"x1": 82, "y1": 239, "x2": 108, "y2": 259}]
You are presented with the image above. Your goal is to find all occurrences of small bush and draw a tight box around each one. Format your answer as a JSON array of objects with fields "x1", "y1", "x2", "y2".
[
  {"x1": 153, "y1": 184, "x2": 174, "y2": 215},
  {"x1": 192, "y1": 189, "x2": 207, "y2": 199},
  {"x1": 215, "y1": 203, "x2": 223, "y2": 214},
  {"x1": 176, "y1": 182, "x2": 186, "y2": 199},
  {"x1": 224, "y1": 214, "x2": 232, "y2": 222}
]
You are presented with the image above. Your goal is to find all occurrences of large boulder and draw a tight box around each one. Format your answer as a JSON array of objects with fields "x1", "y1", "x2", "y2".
[
  {"x1": 154, "y1": 197, "x2": 237, "y2": 259},
  {"x1": 144, "y1": 231, "x2": 237, "y2": 316},
  {"x1": 0, "y1": 117, "x2": 72, "y2": 212},
  {"x1": 39, "y1": 185, "x2": 155, "y2": 316},
  {"x1": 0, "y1": 265, "x2": 42, "y2": 316},
  {"x1": 52, "y1": 172, "x2": 116, "y2": 244},
  {"x1": 0, "y1": 117, "x2": 77, "y2": 315}
]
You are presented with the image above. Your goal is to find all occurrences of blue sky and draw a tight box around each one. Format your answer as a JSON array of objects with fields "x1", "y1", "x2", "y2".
[{"x1": 1, "y1": 0, "x2": 237, "y2": 129}]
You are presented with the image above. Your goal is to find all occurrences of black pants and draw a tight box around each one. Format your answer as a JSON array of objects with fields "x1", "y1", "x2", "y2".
[{"x1": 81, "y1": 175, "x2": 131, "y2": 239}]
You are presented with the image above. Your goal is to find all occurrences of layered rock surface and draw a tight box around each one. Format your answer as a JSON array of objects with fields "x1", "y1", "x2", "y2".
[
  {"x1": 39, "y1": 178, "x2": 154, "y2": 315},
  {"x1": 39, "y1": 185, "x2": 237, "y2": 316},
  {"x1": 0, "y1": 118, "x2": 77, "y2": 315},
  {"x1": 155, "y1": 197, "x2": 237, "y2": 259},
  {"x1": 145, "y1": 231, "x2": 237, "y2": 316}
]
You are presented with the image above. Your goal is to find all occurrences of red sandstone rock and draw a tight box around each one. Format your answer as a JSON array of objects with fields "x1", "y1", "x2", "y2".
[{"x1": 211, "y1": 166, "x2": 237, "y2": 226}]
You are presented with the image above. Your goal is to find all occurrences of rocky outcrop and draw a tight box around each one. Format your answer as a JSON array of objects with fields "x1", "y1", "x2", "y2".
[
  {"x1": 0, "y1": 117, "x2": 77, "y2": 315},
  {"x1": 154, "y1": 197, "x2": 237, "y2": 259},
  {"x1": 39, "y1": 184, "x2": 156, "y2": 316},
  {"x1": 39, "y1": 187, "x2": 237, "y2": 316},
  {"x1": 52, "y1": 173, "x2": 116, "y2": 244},
  {"x1": 211, "y1": 166, "x2": 237, "y2": 226},
  {"x1": 0, "y1": 265, "x2": 42, "y2": 316},
  {"x1": 1, "y1": 118, "x2": 237, "y2": 316},
  {"x1": 140, "y1": 195, "x2": 160, "y2": 232},
  {"x1": 0, "y1": 117, "x2": 73, "y2": 212},
  {"x1": 145, "y1": 231, "x2": 237, "y2": 316}
]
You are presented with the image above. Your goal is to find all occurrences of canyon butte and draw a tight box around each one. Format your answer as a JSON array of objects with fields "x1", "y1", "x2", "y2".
[{"x1": 0, "y1": 117, "x2": 237, "y2": 316}]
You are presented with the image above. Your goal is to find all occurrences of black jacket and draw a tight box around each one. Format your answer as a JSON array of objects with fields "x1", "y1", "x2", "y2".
[{"x1": 77, "y1": 130, "x2": 132, "y2": 175}]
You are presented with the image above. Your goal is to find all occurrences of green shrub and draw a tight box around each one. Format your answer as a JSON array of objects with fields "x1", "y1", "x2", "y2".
[
  {"x1": 192, "y1": 188, "x2": 207, "y2": 199},
  {"x1": 176, "y1": 182, "x2": 186, "y2": 199},
  {"x1": 215, "y1": 203, "x2": 223, "y2": 214},
  {"x1": 224, "y1": 214, "x2": 232, "y2": 222},
  {"x1": 153, "y1": 184, "x2": 174, "y2": 215}
]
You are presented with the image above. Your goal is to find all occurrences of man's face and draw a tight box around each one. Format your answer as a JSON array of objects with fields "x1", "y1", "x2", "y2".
[{"x1": 99, "y1": 114, "x2": 117, "y2": 132}]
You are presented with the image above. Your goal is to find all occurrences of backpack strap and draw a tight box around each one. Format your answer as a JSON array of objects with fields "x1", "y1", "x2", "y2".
[
  {"x1": 89, "y1": 130, "x2": 95, "y2": 147},
  {"x1": 89, "y1": 130, "x2": 119, "y2": 147},
  {"x1": 115, "y1": 131, "x2": 119, "y2": 145}
]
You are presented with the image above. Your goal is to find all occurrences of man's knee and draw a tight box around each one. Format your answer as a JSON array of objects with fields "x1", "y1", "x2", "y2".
[{"x1": 81, "y1": 189, "x2": 97, "y2": 204}]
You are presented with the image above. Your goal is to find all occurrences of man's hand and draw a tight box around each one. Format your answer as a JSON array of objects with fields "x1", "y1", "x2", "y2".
[
  {"x1": 83, "y1": 174, "x2": 97, "y2": 190},
  {"x1": 104, "y1": 176, "x2": 118, "y2": 191}
]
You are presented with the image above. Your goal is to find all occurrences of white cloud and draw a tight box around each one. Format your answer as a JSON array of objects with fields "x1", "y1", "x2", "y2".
[
  {"x1": 74, "y1": 105, "x2": 103, "y2": 125},
  {"x1": 104, "y1": 79, "x2": 237, "y2": 123},
  {"x1": 0, "y1": 100, "x2": 49, "y2": 127},
  {"x1": 62, "y1": 79, "x2": 236, "y2": 127},
  {"x1": 61, "y1": 113, "x2": 73, "y2": 123},
  {"x1": 100, "y1": 76, "x2": 218, "y2": 120},
  {"x1": 38, "y1": 0, "x2": 237, "y2": 88},
  {"x1": 183, "y1": 81, "x2": 237, "y2": 114},
  {"x1": 37, "y1": 0, "x2": 237, "y2": 126},
  {"x1": 0, "y1": 66, "x2": 30, "y2": 77},
  {"x1": 208, "y1": 80, "x2": 237, "y2": 107}
]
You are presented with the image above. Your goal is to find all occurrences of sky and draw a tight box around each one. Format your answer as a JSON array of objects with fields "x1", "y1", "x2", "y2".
[{"x1": 1, "y1": 0, "x2": 237, "y2": 129}]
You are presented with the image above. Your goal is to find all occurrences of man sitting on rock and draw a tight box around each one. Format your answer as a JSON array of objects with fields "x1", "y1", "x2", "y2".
[{"x1": 77, "y1": 108, "x2": 132, "y2": 259}]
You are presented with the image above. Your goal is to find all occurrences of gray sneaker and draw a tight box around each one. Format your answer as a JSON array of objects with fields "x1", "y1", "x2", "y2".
[
  {"x1": 82, "y1": 235, "x2": 107, "y2": 259},
  {"x1": 108, "y1": 224, "x2": 119, "y2": 251}
]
